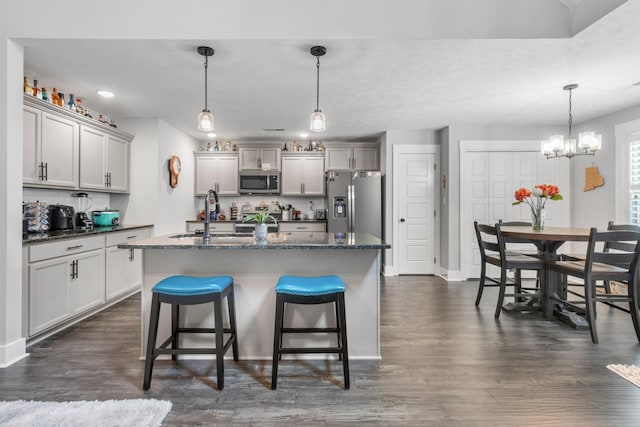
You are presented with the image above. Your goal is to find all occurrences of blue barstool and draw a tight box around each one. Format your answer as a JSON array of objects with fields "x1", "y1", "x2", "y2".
[
  {"x1": 143, "y1": 275, "x2": 238, "y2": 391},
  {"x1": 271, "y1": 275, "x2": 349, "y2": 389}
]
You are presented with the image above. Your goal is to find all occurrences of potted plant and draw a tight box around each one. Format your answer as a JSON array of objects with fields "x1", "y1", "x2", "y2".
[{"x1": 243, "y1": 211, "x2": 277, "y2": 240}]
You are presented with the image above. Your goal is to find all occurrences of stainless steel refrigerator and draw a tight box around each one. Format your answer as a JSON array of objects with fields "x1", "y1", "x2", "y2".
[{"x1": 326, "y1": 171, "x2": 382, "y2": 237}]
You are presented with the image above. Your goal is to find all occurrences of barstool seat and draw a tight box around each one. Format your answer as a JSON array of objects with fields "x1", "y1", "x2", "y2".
[
  {"x1": 271, "y1": 275, "x2": 349, "y2": 390},
  {"x1": 143, "y1": 275, "x2": 238, "y2": 391}
]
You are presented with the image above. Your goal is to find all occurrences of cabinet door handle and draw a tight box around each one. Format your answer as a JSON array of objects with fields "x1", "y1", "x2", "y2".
[
  {"x1": 129, "y1": 248, "x2": 135, "y2": 261},
  {"x1": 353, "y1": 157, "x2": 356, "y2": 170},
  {"x1": 105, "y1": 173, "x2": 109, "y2": 187},
  {"x1": 126, "y1": 235, "x2": 137, "y2": 239},
  {"x1": 66, "y1": 244, "x2": 84, "y2": 251},
  {"x1": 108, "y1": 172, "x2": 112, "y2": 187},
  {"x1": 258, "y1": 157, "x2": 262, "y2": 168},
  {"x1": 75, "y1": 259, "x2": 79, "y2": 279},
  {"x1": 38, "y1": 162, "x2": 45, "y2": 180},
  {"x1": 296, "y1": 226, "x2": 307, "y2": 230},
  {"x1": 44, "y1": 162, "x2": 48, "y2": 181},
  {"x1": 70, "y1": 260, "x2": 78, "y2": 279}
]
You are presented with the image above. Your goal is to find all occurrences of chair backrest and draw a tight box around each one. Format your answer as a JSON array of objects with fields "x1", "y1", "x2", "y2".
[
  {"x1": 474, "y1": 221, "x2": 506, "y2": 262},
  {"x1": 605, "y1": 221, "x2": 640, "y2": 253},
  {"x1": 584, "y1": 228, "x2": 640, "y2": 274}
]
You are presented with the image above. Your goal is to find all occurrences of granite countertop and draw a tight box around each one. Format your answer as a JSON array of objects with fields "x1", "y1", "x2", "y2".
[
  {"x1": 118, "y1": 232, "x2": 389, "y2": 250},
  {"x1": 23, "y1": 224, "x2": 154, "y2": 246}
]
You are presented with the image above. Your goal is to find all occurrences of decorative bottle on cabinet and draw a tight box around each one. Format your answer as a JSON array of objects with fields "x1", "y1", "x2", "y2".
[
  {"x1": 23, "y1": 76, "x2": 32, "y2": 95},
  {"x1": 67, "y1": 93, "x2": 76, "y2": 111}
]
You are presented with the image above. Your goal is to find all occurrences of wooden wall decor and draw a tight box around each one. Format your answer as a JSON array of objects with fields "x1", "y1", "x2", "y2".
[{"x1": 584, "y1": 166, "x2": 604, "y2": 191}]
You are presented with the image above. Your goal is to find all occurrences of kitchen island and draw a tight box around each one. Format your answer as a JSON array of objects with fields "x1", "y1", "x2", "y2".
[{"x1": 120, "y1": 232, "x2": 389, "y2": 360}]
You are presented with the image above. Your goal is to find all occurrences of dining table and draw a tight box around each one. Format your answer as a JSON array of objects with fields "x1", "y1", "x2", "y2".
[{"x1": 500, "y1": 226, "x2": 591, "y2": 328}]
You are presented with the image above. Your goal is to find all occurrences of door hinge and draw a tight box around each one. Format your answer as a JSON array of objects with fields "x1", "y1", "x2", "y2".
[
  {"x1": 434, "y1": 210, "x2": 436, "y2": 217},
  {"x1": 434, "y1": 163, "x2": 437, "y2": 171},
  {"x1": 434, "y1": 257, "x2": 436, "y2": 264}
]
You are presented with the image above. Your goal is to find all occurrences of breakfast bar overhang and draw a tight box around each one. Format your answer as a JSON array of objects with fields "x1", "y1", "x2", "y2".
[{"x1": 120, "y1": 232, "x2": 390, "y2": 360}]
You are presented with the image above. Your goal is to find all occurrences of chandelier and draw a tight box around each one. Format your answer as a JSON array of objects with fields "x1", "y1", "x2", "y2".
[{"x1": 541, "y1": 84, "x2": 601, "y2": 159}]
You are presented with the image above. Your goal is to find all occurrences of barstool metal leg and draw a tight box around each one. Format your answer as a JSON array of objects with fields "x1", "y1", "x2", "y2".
[
  {"x1": 227, "y1": 286, "x2": 239, "y2": 361},
  {"x1": 337, "y1": 292, "x2": 350, "y2": 389},
  {"x1": 143, "y1": 293, "x2": 161, "y2": 391},
  {"x1": 171, "y1": 304, "x2": 179, "y2": 361},
  {"x1": 271, "y1": 294, "x2": 284, "y2": 390},
  {"x1": 214, "y1": 296, "x2": 225, "y2": 390}
]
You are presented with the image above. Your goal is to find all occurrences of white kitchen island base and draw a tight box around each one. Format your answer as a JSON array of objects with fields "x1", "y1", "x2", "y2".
[{"x1": 139, "y1": 247, "x2": 382, "y2": 360}]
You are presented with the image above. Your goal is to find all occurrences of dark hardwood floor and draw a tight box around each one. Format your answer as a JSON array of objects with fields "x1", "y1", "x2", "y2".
[{"x1": 2, "y1": 276, "x2": 640, "y2": 426}]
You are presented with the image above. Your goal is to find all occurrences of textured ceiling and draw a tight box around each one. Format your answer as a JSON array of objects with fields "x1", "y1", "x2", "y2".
[{"x1": 20, "y1": 1, "x2": 640, "y2": 143}]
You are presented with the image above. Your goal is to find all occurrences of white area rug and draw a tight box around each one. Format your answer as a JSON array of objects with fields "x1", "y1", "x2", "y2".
[
  {"x1": 0, "y1": 399, "x2": 172, "y2": 427},
  {"x1": 606, "y1": 364, "x2": 640, "y2": 388}
]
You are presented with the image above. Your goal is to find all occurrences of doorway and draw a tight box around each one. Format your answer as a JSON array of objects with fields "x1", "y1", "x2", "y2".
[{"x1": 393, "y1": 145, "x2": 438, "y2": 275}]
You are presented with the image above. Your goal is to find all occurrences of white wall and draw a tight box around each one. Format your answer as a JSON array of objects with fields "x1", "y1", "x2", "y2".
[
  {"x1": 111, "y1": 118, "x2": 160, "y2": 229},
  {"x1": 571, "y1": 103, "x2": 640, "y2": 228}
]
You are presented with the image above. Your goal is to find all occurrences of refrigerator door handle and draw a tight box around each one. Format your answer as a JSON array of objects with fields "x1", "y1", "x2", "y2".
[{"x1": 348, "y1": 184, "x2": 355, "y2": 233}]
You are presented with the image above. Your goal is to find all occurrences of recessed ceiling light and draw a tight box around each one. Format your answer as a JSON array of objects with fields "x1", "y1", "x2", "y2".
[
  {"x1": 207, "y1": 133, "x2": 216, "y2": 138},
  {"x1": 299, "y1": 133, "x2": 309, "y2": 138},
  {"x1": 96, "y1": 90, "x2": 115, "y2": 98}
]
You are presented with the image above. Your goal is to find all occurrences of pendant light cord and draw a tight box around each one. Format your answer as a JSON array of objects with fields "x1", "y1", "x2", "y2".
[
  {"x1": 204, "y1": 56, "x2": 209, "y2": 111},
  {"x1": 567, "y1": 87, "x2": 573, "y2": 140},
  {"x1": 316, "y1": 57, "x2": 320, "y2": 111}
]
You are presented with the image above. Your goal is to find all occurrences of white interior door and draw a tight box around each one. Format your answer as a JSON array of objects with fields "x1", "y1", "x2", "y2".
[{"x1": 396, "y1": 151, "x2": 436, "y2": 274}]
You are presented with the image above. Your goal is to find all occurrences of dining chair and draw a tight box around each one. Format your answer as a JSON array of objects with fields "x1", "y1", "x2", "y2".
[
  {"x1": 601, "y1": 221, "x2": 640, "y2": 307},
  {"x1": 547, "y1": 228, "x2": 640, "y2": 344},
  {"x1": 473, "y1": 221, "x2": 545, "y2": 317},
  {"x1": 499, "y1": 220, "x2": 542, "y2": 292}
]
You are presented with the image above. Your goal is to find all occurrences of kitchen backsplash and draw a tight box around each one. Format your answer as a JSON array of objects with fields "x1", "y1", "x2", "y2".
[
  {"x1": 23, "y1": 188, "x2": 111, "y2": 213},
  {"x1": 192, "y1": 195, "x2": 326, "y2": 220}
]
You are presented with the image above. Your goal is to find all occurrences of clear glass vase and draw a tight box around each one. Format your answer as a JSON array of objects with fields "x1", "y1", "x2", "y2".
[{"x1": 531, "y1": 207, "x2": 545, "y2": 231}]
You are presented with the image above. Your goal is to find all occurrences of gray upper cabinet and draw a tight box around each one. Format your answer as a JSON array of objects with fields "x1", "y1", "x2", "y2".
[
  {"x1": 194, "y1": 152, "x2": 239, "y2": 196},
  {"x1": 23, "y1": 95, "x2": 133, "y2": 193},
  {"x1": 325, "y1": 143, "x2": 380, "y2": 171},
  {"x1": 23, "y1": 105, "x2": 79, "y2": 188},
  {"x1": 239, "y1": 147, "x2": 281, "y2": 171},
  {"x1": 79, "y1": 126, "x2": 130, "y2": 192}
]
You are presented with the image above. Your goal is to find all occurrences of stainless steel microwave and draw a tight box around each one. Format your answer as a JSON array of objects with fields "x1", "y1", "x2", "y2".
[{"x1": 239, "y1": 171, "x2": 280, "y2": 194}]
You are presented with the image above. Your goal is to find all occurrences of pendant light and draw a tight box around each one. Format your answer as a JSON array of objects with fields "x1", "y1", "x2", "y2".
[
  {"x1": 309, "y1": 45, "x2": 327, "y2": 132},
  {"x1": 197, "y1": 46, "x2": 215, "y2": 132},
  {"x1": 541, "y1": 84, "x2": 602, "y2": 159}
]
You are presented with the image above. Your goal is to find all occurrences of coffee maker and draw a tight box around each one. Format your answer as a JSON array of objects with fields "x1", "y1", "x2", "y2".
[{"x1": 73, "y1": 192, "x2": 93, "y2": 229}]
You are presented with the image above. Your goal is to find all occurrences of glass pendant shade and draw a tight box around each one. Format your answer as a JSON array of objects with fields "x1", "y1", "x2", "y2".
[
  {"x1": 198, "y1": 109, "x2": 215, "y2": 132},
  {"x1": 310, "y1": 110, "x2": 326, "y2": 132},
  {"x1": 579, "y1": 131, "x2": 602, "y2": 152}
]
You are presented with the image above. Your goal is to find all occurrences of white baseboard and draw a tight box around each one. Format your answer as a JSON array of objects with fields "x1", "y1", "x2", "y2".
[
  {"x1": 438, "y1": 269, "x2": 466, "y2": 282},
  {"x1": 382, "y1": 265, "x2": 398, "y2": 276},
  {"x1": 0, "y1": 338, "x2": 28, "y2": 368}
]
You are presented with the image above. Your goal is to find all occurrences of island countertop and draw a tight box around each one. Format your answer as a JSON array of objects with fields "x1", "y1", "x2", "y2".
[{"x1": 119, "y1": 232, "x2": 389, "y2": 250}]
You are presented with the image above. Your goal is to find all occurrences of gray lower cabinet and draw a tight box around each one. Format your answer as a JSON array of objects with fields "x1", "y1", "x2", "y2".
[
  {"x1": 105, "y1": 228, "x2": 150, "y2": 300},
  {"x1": 26, "y1": 227, "x2": 151, "y2": 338},
  {"x1": 28, "y1": 235, "x2": 105, "y2": 336}
]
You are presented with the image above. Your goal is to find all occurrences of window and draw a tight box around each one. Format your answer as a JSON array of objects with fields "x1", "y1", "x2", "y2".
[
  {"x1": 631, "y1": 140, "x2": 640, "y2": 224},
  {"x1": 615, "y1": 119, "x2": 640, "y2": 224}
]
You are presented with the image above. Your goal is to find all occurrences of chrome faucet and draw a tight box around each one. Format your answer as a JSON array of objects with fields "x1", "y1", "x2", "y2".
[{"x1": 203, "y1": 189, "x2": 220, "y2": 243}]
